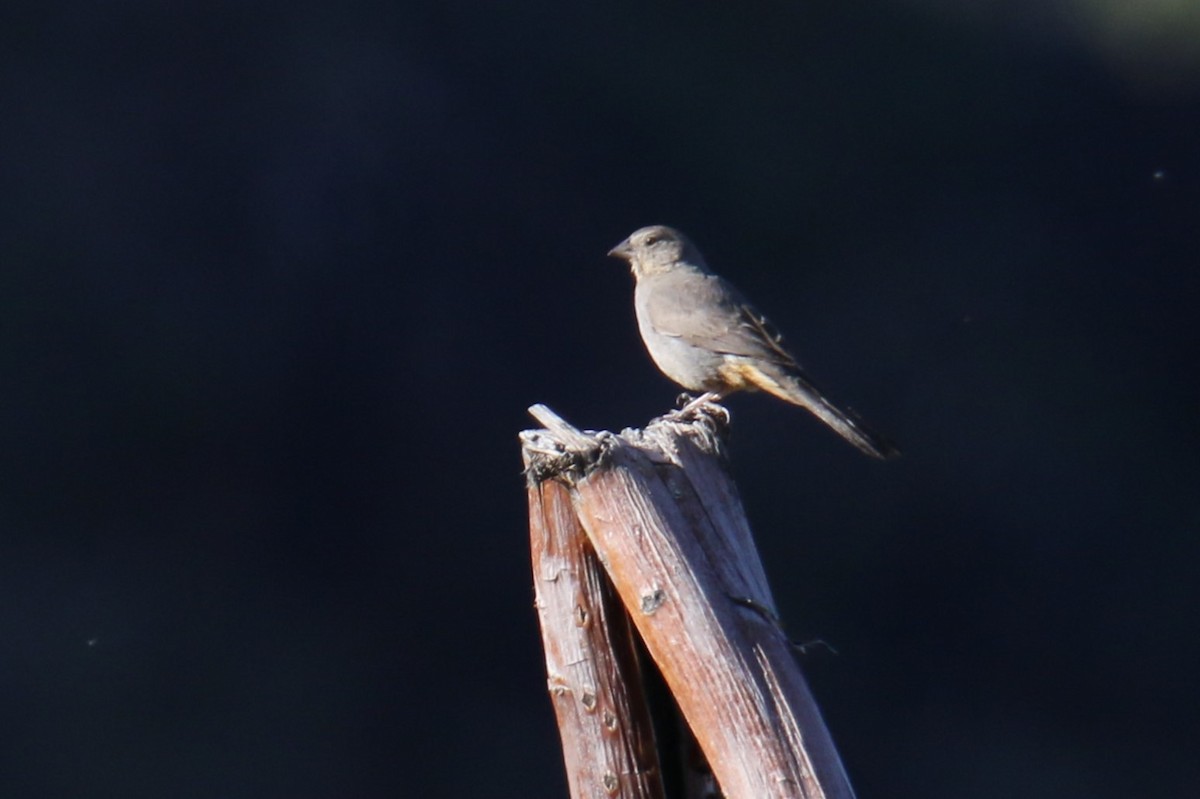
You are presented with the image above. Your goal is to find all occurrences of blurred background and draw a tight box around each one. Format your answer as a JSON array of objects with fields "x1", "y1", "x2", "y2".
[{"x1": 3, "y1": 1, "x2": 1198, "y2": 796}]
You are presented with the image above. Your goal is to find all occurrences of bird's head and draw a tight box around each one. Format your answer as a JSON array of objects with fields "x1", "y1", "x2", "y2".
[{"x1": 608, "y1": 225, "x2": 707, "y2": 278}]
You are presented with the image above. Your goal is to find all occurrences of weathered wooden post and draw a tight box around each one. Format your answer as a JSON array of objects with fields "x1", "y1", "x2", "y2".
[{"x1": 521, "y1": 402, "x2": 856, "y2": 799}]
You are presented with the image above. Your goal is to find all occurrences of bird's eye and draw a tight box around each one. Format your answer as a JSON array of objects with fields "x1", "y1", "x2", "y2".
[{"x1": 644, "y1": 234, "x2": 661, "y2": 246}]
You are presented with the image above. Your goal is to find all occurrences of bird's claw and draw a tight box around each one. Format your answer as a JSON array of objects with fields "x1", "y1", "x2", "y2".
[{"x1": 665, "y1": 392, "x2": 728, "y2": 424}]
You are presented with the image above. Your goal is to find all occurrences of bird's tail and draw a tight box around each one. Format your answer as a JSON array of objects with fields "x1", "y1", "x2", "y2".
[{"x1": 745, "y1": 364, "x2": 900, "y2": 460}]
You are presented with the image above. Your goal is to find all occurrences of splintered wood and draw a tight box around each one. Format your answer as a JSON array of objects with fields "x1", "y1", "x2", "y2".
[{"x1": 520, "y1": 403, "x2": 856, "y2": 799}]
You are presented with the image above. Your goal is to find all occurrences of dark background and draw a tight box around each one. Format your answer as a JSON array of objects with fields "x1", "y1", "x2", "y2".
[{"x1": 3, "y1": 2, "x2": 1198, "y2": 797}]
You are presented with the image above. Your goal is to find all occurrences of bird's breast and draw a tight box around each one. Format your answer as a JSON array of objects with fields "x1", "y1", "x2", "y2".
[{"x1": 633, "y1": 282, "x2": 726, "y2": 391}]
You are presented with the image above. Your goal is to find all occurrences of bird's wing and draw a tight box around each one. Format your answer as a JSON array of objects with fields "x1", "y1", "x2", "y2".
[{"x1": 644, "y1": 273, "x2": 800, "y2": 368}]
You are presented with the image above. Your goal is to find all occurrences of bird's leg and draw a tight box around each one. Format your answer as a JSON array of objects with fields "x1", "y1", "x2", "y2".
[
  {"x1": 674, "y1": 391, "x2": 699, "y2": 409},
  {"x1": 671, "y1": 391, "x2": 725, "y2": 419}
]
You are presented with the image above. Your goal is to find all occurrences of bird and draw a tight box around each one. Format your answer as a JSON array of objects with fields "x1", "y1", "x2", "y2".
[{"x1": 608, "y1": 224, "x2": 898, "y2": 459}]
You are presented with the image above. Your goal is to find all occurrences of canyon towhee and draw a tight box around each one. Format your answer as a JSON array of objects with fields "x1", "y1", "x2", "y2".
[{"x1": 609, "y1": 225, "x2": 898, "y2": 459}]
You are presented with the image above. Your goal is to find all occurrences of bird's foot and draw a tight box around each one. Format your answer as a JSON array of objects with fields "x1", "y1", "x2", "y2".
[
  {"x1": 674, "y1": 392, "x2": 699, "y2": 409},
  {"x1": 666, "y1": 392, "x2": 728, "y2": 424}
]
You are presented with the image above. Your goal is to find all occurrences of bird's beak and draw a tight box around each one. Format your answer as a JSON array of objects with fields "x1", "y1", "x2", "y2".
[{"x1": 607, "y1": 238, "x2": 634, "y2": 261}]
